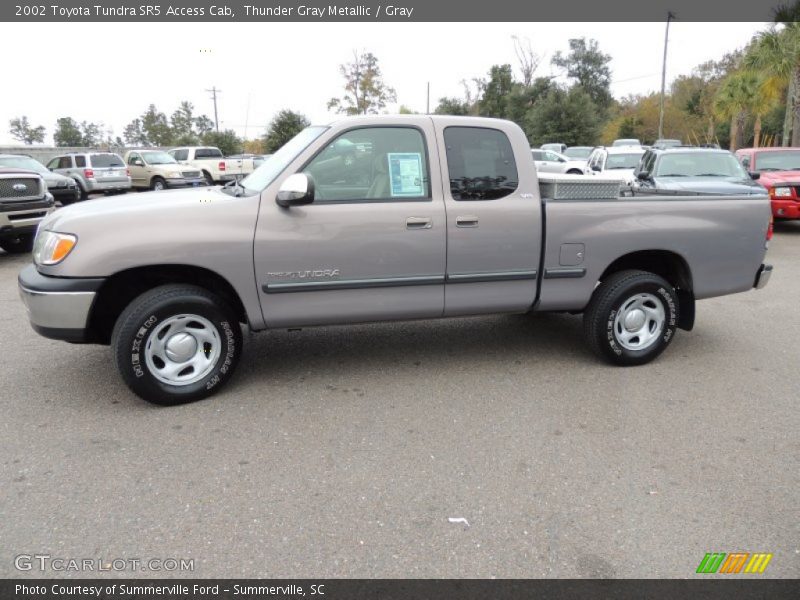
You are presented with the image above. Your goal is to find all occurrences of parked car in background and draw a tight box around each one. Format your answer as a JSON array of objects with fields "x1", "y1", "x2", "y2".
[
  {"x1": 653, "y1": 139, "x2": 682, "y2": 149},
  {"x1": 612, "y1": 138, "x2": 641, "y2": 147},
  {"x1": 47, "y1": 152, "x2": 131, "y2": 199},
  {"x1": 124, "y1": 150, "x2": 205, "y2": 191},
  {"x1": 735, "y1": 147, "x2": 800, "y2": 219},
  {"x1": 531, "y1": 149, "x2": 587, "y2": 174},
  {"x1": 563, "y1": 146, "x2": 594, "y2": 160},
  {"x1": 228, "y1": 153, "x2": 272, "y2": 169},
  {"x1": 587, "y1": 146, "x2": 646, "y2": 185},
  {"x1": 541, "y1": 143, "x2": 567, "y2": 154},
  {"x1": 634, "y1": 147, "x2": 765, "y2": 196},
  {"x1": 0, "y1": 167, "x2": 55, "y2": 253},
  {"x1": 0, "y1": 154, "x2": 80, "y2": 205},
  {"x1": 168, "y1": 147, "x2": 255, "y2": 185},
  {"x1": 19, "y1": 115, "x2": 772, "y2": 404}
]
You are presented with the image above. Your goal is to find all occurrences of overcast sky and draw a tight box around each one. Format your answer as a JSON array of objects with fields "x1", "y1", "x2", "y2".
[{"x1": 0, "y1": 21, "x2": 767, "y2": 145}]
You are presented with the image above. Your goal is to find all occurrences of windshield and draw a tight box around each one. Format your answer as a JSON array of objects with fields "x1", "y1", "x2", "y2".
[
  {"x1": 755, "y1": 150, "x2": 800, "y2": 171},
  {"x1": 141, "y1": 151, "x2": 177, "y2": 165},
  {"x1": 239, "y1": 126, "x2": 328, "y2": 191},
  {"x1": 564, "y1": 147, "x2": 592, "y2": 159},
  {"x1": 0, "y1": 156, "x2": 48, "y2": 174},
  {"x1": 606, "y1": 152, "x2": 643, "y2": 169},
  {"x1": 655, "y1": 152, "x2": 748, "y2": 178}
]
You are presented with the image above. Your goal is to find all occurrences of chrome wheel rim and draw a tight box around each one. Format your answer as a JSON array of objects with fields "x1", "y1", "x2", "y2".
[
  {"x1": 613, "y1": 292, "x2": 665, "y2": 351},
  {"x1": 144, "y1": 314, "x2": 221, "y2": 386},
  {"x1": 154, "y1": 181, "x2": 164, "y2": 191}
]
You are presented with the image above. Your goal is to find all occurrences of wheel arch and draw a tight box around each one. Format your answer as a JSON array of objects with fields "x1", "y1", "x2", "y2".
[
  {"x1": 598, "y1": 249, "x2": 695, "y2": 331},
  {"x1": 87, "y1": 264, "x2": 248, "y2": 344}
]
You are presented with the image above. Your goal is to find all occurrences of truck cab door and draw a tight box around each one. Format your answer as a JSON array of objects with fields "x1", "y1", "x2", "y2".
[
  {"x1": 253, "y1": 120, "x2": 446, "y2": 328},
  {"x1": 434, "y1": 123, "x2": 542, "y2": 316}
]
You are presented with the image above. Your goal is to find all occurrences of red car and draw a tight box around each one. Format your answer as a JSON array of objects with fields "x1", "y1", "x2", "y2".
[{"x1": 735, "y1": 147, "x2": 800, "y2": 219}]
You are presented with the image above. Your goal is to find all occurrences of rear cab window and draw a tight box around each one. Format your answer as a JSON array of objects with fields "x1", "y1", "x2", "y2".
[
  {"x1": 195, "y1": 148, "x2": 223, "y2": 159},
  {"x1": 443, "y1": 127, "x2": 519, "y2": 200}
]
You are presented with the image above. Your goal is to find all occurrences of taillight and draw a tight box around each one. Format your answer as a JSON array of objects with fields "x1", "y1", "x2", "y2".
[
  {"x1": 126, "y1": 168, "x2": 131, "y2": 177},
  {"x1": 84, "y1": 168, "x2": 94, "y2": 179},
  {"x1": 767, "y1": 215, "x2": 774, "y2": 241},
  {"x1": 219, "y1": 161, "x2": 226, "y2": 172}
]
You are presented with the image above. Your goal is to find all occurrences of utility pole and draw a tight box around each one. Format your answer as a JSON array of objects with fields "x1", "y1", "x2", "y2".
[
  {"x1": 206, "y1": 86, "x2": 221, "y2": 133},
  {"x1": 657, "y1": 12, "x2": 675, "y2": 141},
  {"x1": 426, "y1": 82, "x2": 430, "y2": 114}
]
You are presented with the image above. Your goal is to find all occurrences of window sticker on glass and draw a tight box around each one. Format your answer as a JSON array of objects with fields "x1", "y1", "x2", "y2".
[{"x1": 387, "y1": 152, "x2": 424, "y2": 197}]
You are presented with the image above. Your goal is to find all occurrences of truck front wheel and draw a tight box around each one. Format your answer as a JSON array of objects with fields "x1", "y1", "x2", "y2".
[
  {"x1": 583, "y1": 270, "x2": 678, "y2": 366},
  {"x1": 112, "y1": 285, "x2": 243, "y2": 405}
]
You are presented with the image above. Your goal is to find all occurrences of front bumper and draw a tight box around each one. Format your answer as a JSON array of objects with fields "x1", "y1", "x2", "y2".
[
  {"x1": 0, "y1": 199, "x2": 55, "y2": 237},
  {"x1": 771, "y1": 198, "x2": 800, "y2": 219},
  {"x1": 18, "y1": 264, "x2": 105, "y2": 342},
  {"x1": 754, "y1": 264, "x2": 773, "y2": 290},
  {"x1": 50, "y1": 186, "x2": 80, "y2": 200}
]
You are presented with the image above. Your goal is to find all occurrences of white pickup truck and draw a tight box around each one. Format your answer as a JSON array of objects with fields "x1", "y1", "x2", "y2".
[{"x1": 167, "y1": 146, "x2": 254, "y2": 185}]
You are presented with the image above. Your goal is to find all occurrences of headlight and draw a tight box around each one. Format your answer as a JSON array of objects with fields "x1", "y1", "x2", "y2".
[
  {"x1": 33, "y1": 231, "x2": 77, "y2": 265},
  {"x1": 772, "y1": 186, "x2": 792, "y2": 197},
  {"x1": 169, "y1": 171, "x2": 183, "y2": 178}
]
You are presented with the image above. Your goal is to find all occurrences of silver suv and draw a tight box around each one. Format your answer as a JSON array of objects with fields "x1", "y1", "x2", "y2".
[{"x1": 46, "y1": 152, "x2": 131, "y2": 199}]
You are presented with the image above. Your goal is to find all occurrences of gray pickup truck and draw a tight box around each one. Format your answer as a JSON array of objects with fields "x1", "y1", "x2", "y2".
[{"x1": 19, "y1": 116, "x2": 773, "y2": 405}]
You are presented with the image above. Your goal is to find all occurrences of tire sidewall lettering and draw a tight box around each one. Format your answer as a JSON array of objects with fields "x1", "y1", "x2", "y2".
[{"x1": 130, "y1": 314, "x2": 158, "y2": 378}]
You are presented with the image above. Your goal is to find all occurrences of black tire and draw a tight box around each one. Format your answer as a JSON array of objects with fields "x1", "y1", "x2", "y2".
[
  {"x1": 112, "y1": 284, "x2": 243, "y2": 405},
  {"x1": 75, "y1": 181, "x2": 89, "y2": 200},
  {"x1": 583, "y1": 269, "x2": 678, "y2": 366},
  {"x1": 151, "y1": 177, "x2": 166, "y2": 191},
  {"x1": 202, "y1": 171, "x2": 214, "y2": 186},
  {"x1": 0, "y1": 233, "x2": 34, "y2": 254}
]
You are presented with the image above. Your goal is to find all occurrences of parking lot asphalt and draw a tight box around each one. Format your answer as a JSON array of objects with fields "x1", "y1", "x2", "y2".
[{"x1": 1, "y1": 223, "x2": 798, "y2": 579}]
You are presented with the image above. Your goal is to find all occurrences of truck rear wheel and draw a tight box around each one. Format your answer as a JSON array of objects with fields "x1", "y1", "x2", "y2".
[
  {"x1": 583, "y1": 270, "x2": 678, "y2": 366},
  {"x1": 112, "y1": 284, "x2": 242, "y2": 405}
]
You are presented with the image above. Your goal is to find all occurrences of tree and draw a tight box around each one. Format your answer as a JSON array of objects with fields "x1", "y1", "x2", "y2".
[
  {"x1": 512, "y1": 36, "x2": 542, "y2": 87},
  {"x1": 123, "y1": 118, "x2": 148, "y2": 146},
  {"x1": 9, "y1": 116, "x2": 45, "y2": 144},
  {"x1": 524, "y1": 86, "x2": 601, "y2": 147},
  {"x1": 477, "y1": 64, "x2": 515, "y2": 119},
  {"x1": 505, "y1": 76, "x2": 557, "y2": 125},
  {"x1": 328, "y1": 50, "x2": 397, "y2": 115},
  {"x1": 434, "y1": 97, "x2": 471, "y2": 116},
  {"x1": 744, "y1": 24, "x2": 800, "y2": 145},
  {"x1": 194, "y1": 115, "x2": 215, "y2": 136},
  {"x1": 552, "y1": 38, "x2": 613, "y2": 110},
  {"x1": 171, "y1": 101, "x2": 200, "y2": 145},
  {"x1": 80, "y1": 121, "x2": 102, "y2": 147},
  {"x1": 141, "y1": 104, "x2": 173, "y2": 146},
  {"x1": 262, "y1": 110, "x2": 310, "y2": 153},
  {"x1": 201, "y1": 129, "x2": 242, "y2": 156},
  {"x1": 715, "y1": 72, "x2": 761, "y2": 150},
  {"x1": 53, "y1": 117, "x2": 83, "y2": 146}
]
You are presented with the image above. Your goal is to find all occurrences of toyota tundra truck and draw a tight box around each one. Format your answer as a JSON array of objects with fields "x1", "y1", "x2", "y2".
[
  {"x1": 19, "y1": 116, "x2": 773, "y2": 405},
  {"x1": 1, "y1": 167, "x2": 55, "y2": 254}
]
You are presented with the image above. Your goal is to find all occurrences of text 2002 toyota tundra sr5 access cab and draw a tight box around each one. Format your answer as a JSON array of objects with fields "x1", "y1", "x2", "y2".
[{"x1": 19, "y1": 116, "x2": 773, "y2": 405}]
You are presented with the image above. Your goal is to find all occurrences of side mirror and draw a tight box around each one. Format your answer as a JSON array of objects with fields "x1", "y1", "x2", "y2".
[
  {"x1": 591, "y1": 164, "x2": 601, "y2": 172},
  {"x1": 749, "y1": 171, "x2": 761, "y2": 181},
  {"x1": 132, "y1": 159, "x2": 143, "y2": 167},
  {"x1": 276, "y1": 173, "x2": 315, "y2": 208},
  {"x1": 637, "y1": 170, "x2": 651, "y2": 180}
]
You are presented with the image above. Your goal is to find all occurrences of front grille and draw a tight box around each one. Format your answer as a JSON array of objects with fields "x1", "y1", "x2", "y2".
[
  {"x1": 182, "y1": 170, "x2": 201, "y2": 178},
  {"x1": 0, "y1": 177, "x2": 42, "y2": 201}
]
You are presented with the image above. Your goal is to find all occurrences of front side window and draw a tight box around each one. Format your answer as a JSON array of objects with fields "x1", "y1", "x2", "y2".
[
  {"x1": 302, "y1": 127, "x2": 429, "y2": 202},
  {"x1": 444, "y1": 127, "x2": 519, "y2": 201},
  {"x1": 171, "y1": 149, "x2": 189, "y2": 161},
  {"x1": 127, "y1": 153, "x2": 141, "y2": 165}
]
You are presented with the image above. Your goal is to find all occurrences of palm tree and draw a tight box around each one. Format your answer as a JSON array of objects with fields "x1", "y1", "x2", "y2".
[
  {"x1": 715, "y1": 72, "x2": 760, "y2": 150},
  {"x1": 744, "y1": 22, "x2": 800, "y2": 146}
]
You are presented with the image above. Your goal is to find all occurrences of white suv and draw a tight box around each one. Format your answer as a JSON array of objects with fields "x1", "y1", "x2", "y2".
[{"x1": 47, "y1": 152, "x2": 132, "y2": 199}]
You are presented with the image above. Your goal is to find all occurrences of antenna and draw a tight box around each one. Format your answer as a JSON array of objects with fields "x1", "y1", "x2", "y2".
[{"x1": 206, "y1": 86, "x2": 221, "y2": 133}]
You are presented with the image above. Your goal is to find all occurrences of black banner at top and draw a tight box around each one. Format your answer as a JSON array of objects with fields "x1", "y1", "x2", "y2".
[{"x1": 0, "y1": 0, "x2": 789, "y2": 22}]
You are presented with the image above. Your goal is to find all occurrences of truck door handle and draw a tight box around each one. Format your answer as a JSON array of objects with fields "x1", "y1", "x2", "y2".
[
  {"x1": 406, "y1": 217, "x2": 432, "y2": 229},
  {"x1": 456, "y1": 215, "x2": 479, "y2": 228}
]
